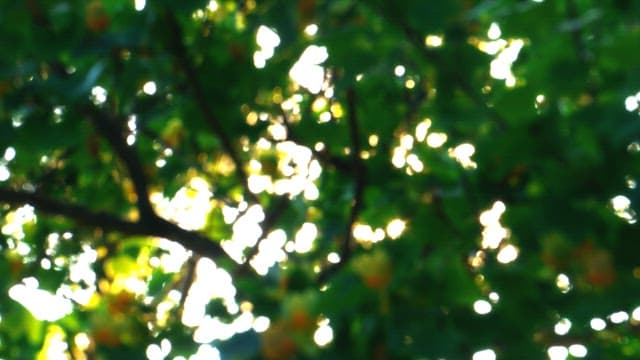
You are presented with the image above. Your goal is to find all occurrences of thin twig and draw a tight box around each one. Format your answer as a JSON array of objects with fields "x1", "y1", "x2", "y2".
[
  {"x1": 162, "y1": 11, "x2": 258, "y2": 204},
  {"x1": 176, "y1": 255, "x2": 199, "y2": 319}
]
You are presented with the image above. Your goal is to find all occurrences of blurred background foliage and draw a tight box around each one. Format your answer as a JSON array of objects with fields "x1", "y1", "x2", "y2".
[{"x1": 1, "y1": 0, "x2": 640, "y2": 359}]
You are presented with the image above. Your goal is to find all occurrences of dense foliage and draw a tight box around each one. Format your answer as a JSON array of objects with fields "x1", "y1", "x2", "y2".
[{"x1": 1, "y1": 0, "x2": 640, "y2": 358}]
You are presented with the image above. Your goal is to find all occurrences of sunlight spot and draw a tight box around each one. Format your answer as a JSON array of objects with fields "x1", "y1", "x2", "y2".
[
  {"x1": 473, "y1": 349, "x2": 496, "y2": 360},
  {"x1": 554, "y1": 318, "x2": 571, "y2": 335},
  {"x1": 488, "y1": 22, "x2": 501, "y2": 40},
  {"x1": 313, "y1": 321, "x2": 334, "y2": 347},
  {"x1": 289, "y1": 45, "x2": 329, "y2": 94},
  {"x1": 232, "y1": 311, "x2": 254, "y2": 333},
  {"x1": 590, "y1": 317, "x2": 606, "y2": 331},
  {"x1": 611, "y1": 195, "x2": 636, "y2": 224},
  {"x1": 40, "y1": 326, "x2": 69, "y2": 360},
  {"x1": 405, "y1": 79, "x2": 416, "y2": 89},
  {"x1": 449, "y1": 143, "x2": 477, "y2": 169},
  {"x1": 155, "y1": 159, "x2": 166, "y2": 168},
  {"x1": 568, "y1": 344, "x2": 587, "y2": 358},
  {"x1": 392, "y1": 147, "x2": 407, "y2": 168},
  {"x1": 4, "y1": 147, "x2": 16, "y2": 161},
  {"x1": 90, "y1": 86, "x2": 107, "y2": 105},
  {"x1": 547, "y1": 345, "x2": 568, "y2": 360},
  {"x1": 425, "y1": 34, "x2": 444, "y2": 48},
  {"x1": 2, "y1": 205, "x2": 36, "y2": 240},
  {"x1": 632, "y1": 307, "x2": 640, "y2": 321},
  {"x1": 268, "y1": 123, "x2": 287, "y2": 141},
  {"x1": 327, "y1": 252, "x2": 341, "y2": 264},
  {"x1": 394, "y1": 65, "x2": 406, "y2": 77},
  {"x1": 473, "y1": 299, "x2": 492, "y2": 315},
  {"x1": 626, "y1": 175, "x2": 636, "y2": 189},
  {"x1": 191, "y1": 344, "x2": 221, "y2": 360},
  {"x1": 253, "y1": 316, "x2": 270, "y2": 332},
  {"x1": 250, "y1": 229, "x2": 287, "y2": 275},
  {"x1": 352, "y1": 223, "x2": 385, "y2": 245},
  {"x1": 368, "y1": 134, "x2": 379, "y2": 147},
  {"x1": 147, "y1": 340, "x2": 171, "y2": 360},
  {"x1": 143, "y1": 81, "x2": 157, "y2": 95},
  {"x1": 0, "y1": 165, "x2": 9, "y2": 182},
  {"x1": 426, "y1": 132, "x2": 447, "y2": 148},
  {"x1": 304, "y1": 24, "x2": 319, "y2": 36},
  {"x1": 479, "y1": 201, "x2": 509, "y2": 250},
  {"x1": 400, "y1": 134, "x2": 414, "y2": 149},
  {"x1": 609, "y1": 310, "x2": 629, "y2": 324},
  {"x1": 207, "y1": 0, "x2": 219, "y2": 12},
  {"x1": 468, "y1": 250, "x2": 486, "y2": 269},
  {"x1": 497, "y1": 244, "x2": 519, "y2": 263},
  {"x1": 134, "y1": 0, "x2": 146, "y2": 11},
  {"x1": 330, "y1": 102, "x2": 344, "y2": 118},
  {"x1": 294, "y1": 222, "x2": 318, "y2": 253},
  {"x1": 386, "y1": 218, "x2": 406, "y2": 239},
  {"x1": 489, "y1": 292, "x2": 499, "y2": 303},
  {"x1": 555, "y1": 273, "x2": 572, "y2": 293},
  {"x1": 257, "y1": 25, "x2": 280, "y2": 50},
  {"x1": 319, "y1": 111, "x2": 332, "y2": 123},
  {"x1": 312, "y1": 97, "x2": 328, "y2": 112},
  {"x1": 9, "y1": 279, "x2": 72, "y2": 321},
  {"x1": 74, "y1": 333, "x2": 90, "y2": 350},
  {"x1": 406, "y1": 154, "x2": 424, "y2": 172},
  {"x1": 625, "y1": 95, "x2": 639, "y2": 112},
  {"x1": 254, "y1": 26, "x2": 281, "y2": 68},
  {"x1": 415, "y1": 119, "x2": 432, "y2": 142}
]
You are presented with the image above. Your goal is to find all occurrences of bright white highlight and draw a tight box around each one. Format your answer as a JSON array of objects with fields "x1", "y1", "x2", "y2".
[
  {"x1": 8, "y1": 278, "x2": 73, "y2": 321},
  {"x1": 135, "y1": 0, "x2": 146, "y2": 11},
  {"x1": 590, "y1": 317, "x2": 606, "y2": 331},
  {"x1": 313, "y1": 321, "x2": 334, "y2": 347},
  {"x1": 488, "y1": 22, "x2": 501, "y2": 40},
  {"x1": 473, "y1": 299, "x2": 492, "y2": 315},
  {"x1": 609, "y1": 311, "x2": 629, "y2": 324},
  {"x1": 554, "y1": 318, "x2": 571, "y2": 335},
  {"x1": 289, "y1": 45, "x2": 329, "y2": 94},
  {"x1": 568, "y1": 344, "x2": 587, "y2": 358},
  {"x1": 143, "y1": 81, "x2": 157, "y2": 95},
  {"x1": 547, "y1": 345, "x2": 568, "y2": 360},
  {"x1": 254, "y1": 26, "x2": 281, "y2": 69},
  {"x1": 473, "y1": 349, "x2": 496, "y2": 360},
  {"x1": 497, "y1": 244, "x2": 519, "y2": 264}
]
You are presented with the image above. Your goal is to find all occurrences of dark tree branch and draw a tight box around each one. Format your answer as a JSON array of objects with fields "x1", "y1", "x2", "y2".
[
  {"x1": 177, "y1": 255, "x2": 199, "y2": 319},
  {"x1": 0, "y1": 187, "x2": 226, "y2": 260},
  {"x1": 318, "y1": 88, "x2": 366, "y2": 283},
  {"x1": 344, "y1": 88, "x2": 365, "y2": 259},
  {"x1": 162, "y1": 11, "x2": 258, "y2": 204},
  {"x1": 81, "y1": 105, "x2": 156, "y2": 220}
]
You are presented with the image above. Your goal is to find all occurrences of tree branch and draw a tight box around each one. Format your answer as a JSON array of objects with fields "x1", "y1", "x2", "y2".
[
  {"x1": 318, "y1": 88, "x2": 365, "y2": 283},
  {"x1": 81, "y1": 105, "x2": 156, "y2": 220},
  {"x1": 343, "y1": 88, "x2": 365, "y2": 260},
  {"x1": 162, "y1": 11, "x2": 258, "y2": 204},
  {"x1": 0, "y1": 187, "x2": 226, "y2": 260}
]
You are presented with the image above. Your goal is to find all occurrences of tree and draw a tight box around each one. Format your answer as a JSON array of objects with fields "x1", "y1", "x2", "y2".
[{"x1": 1, "y1": 0, "x2": 639, "y2": 358}]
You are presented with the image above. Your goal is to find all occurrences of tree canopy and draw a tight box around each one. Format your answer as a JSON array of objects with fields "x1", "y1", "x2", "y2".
[{"x1": 1, "y1": 0, "x2": 640, "y2": 359}]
